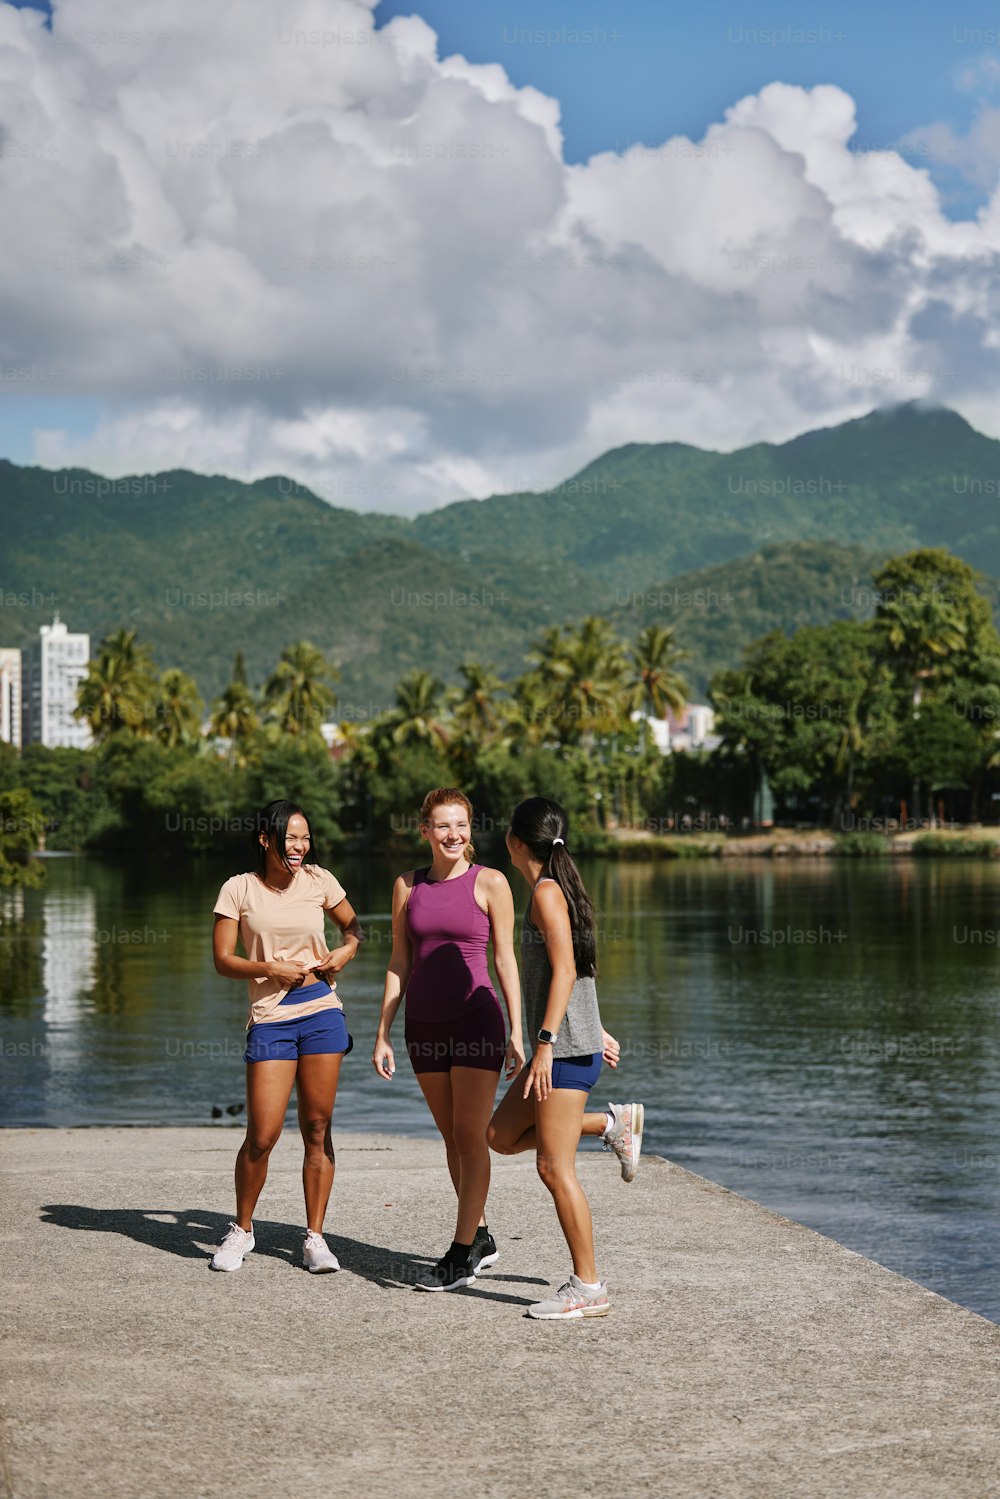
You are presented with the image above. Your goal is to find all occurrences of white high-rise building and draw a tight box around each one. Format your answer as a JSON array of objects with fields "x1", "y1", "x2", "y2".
[
  {"x1": 22, "y1": 616, "x2": 92, "y2": 749},
  {"x1": 0, "y1": 648, "x2": 21, "y2": 747}
]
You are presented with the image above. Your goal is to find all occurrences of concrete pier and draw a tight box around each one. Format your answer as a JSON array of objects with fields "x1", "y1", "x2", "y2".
[{"x1": 2, "y1": 1127, "x2": 998, "y2": 1498}]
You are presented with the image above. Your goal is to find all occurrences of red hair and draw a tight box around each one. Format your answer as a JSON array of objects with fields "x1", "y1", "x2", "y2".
[{"x1": 419, "y1": 788, "x2": 475, "y2": 863}]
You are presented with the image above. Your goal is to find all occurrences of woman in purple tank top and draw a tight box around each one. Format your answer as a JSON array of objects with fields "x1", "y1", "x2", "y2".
[{"x1": 373, "y1": 787, "x2": 524, "y2": 1291}]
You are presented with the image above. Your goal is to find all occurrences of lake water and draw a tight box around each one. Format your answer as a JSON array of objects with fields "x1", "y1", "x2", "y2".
[{"x1": 2, "y1": 852, "x2": 999, "y2": 1322}]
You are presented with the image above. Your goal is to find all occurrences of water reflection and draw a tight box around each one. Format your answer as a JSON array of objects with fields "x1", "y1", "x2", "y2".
[
  {"x1": 1, "y1": 852, "x2": 999, "y2": 1322},
  {"x1": 41, "y1": 886, "x2": 96, "y2": 1026},
  {"x1": 0, "y1": 886, "x2": 42, "y2": 1017},
  {"x1": 38, "y1": 884, "x2": 97, "y2": 1115}
]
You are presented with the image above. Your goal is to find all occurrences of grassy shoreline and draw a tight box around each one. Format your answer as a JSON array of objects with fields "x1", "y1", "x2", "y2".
[
  {"x1": 27, "y1": 828, "x2": 1000, "y2": 870},
  {"x1": 588, "y1": 828, "x2": 1000, "y2": 859}
]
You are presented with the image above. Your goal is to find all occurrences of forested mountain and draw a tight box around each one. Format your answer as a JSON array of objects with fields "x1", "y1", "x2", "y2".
[{"x1": 2, "y1": 402, "x2": 997, "y2": 701}]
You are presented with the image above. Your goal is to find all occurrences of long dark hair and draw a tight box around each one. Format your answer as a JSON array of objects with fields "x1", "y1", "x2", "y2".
[
  {"x1": 254, "y1": 800, "x2": 316, "y2": 878},
  {"x1": 510, "y1": 796, "x2": 596, "y2": 977}
]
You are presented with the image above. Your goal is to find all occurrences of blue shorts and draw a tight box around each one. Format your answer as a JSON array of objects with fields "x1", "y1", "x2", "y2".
[
  {"x1": 244, "y1": 983, "x2": 353, "y2": 1064},
  {"x1": 550, "y1": 1052, "x2": 603, "y2": 1093}
]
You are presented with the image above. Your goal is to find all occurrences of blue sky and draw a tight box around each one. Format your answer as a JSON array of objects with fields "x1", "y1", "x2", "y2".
[
  {"x1": 373, "y1": 0, "x2": 993, "y2": 210},
  {"x1": 3, "y1": 0, "x2": 1000, "y2": 502},
  {"x1": 9, "y1": 0, "x2": 997, "y2": 205}
]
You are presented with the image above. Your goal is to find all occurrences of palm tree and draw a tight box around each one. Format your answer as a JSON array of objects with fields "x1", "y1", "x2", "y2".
[
  {"x1": 210, "y1": 652, "x2": 260, "y2": 755},
  {"x1": 446, "y1": 660, "x2": 505, "y2": 772},
  {"x1": 262, "y1": 641, "x2": 338, "y2": 739},
  {"x1": 451, "y1": 660, "x2": 505, "y2": 738},
  {"x1": 74, "y1": 628, "x2": 159, "y2": 742},
  {"x1": 155, "y1": 668, "x2": 204, "y2": 749},
  {"x1": 876, "y1": 592, "x2": 966, "y2": 694},
  {"x1": 505, "y1": 671, "x2": 554, "y2": 749},
  {"x1": 629, "y1": 624, "x2": 689, "y2": 721},
  {"x1": 872, "y1": 553, "x2": 976, "y2": 824},
  {"x1": 529, "y1": 617, "x2": 631, "y2": 743},
  {"x1": 389, "y1": 669, "x2": 450, "y2": 750}
]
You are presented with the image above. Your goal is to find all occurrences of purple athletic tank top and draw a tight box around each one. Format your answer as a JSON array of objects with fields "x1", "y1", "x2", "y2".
[{"x1": 404, "y1": 864, "x2": 499, "y2": 1022}]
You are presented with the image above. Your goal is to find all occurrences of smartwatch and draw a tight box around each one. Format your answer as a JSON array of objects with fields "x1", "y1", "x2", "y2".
[{"x1": 536, "y1": 1028, "x2": 557, "y2": 1045}]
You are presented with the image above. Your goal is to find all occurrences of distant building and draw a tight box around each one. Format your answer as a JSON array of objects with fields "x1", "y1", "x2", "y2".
[
  {"x1": 631, "y1": 710, "x2": 671, "y2": 754},
  {"x1": 21, "y1": 616, "x2": 92, "y2": 749},
  {"x1": 320, "y1": 722, "x2": 349, "y2": 760},
  {"x1": 631, "y1": 704, "x2": 718, "y2": 754},
  {"x1": 667, "y1": 703, "x2": 718, "y2": 752},
  {"x1": 0, "y1": 648, "x2": 21, "y2": 747}
]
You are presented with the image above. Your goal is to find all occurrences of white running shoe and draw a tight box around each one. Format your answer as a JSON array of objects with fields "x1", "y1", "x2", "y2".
[
  {"x1": 303, "y1": 1230, "x2": 340, "y2": 1273},
  {"x1": 210, "y1": 1221, "x2": 255, "y2": 1272},
  {"x1": 602, "y1": 1101, "x2": 644, "y2": 1182},
  {"x1": 527, "y1": 1274, "x2": 611, "y2": 1320}
]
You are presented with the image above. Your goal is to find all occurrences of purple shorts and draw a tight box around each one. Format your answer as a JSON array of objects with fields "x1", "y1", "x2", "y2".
[{"x1": 405, "y1": 995, "x2": 506, "y2": 1075}]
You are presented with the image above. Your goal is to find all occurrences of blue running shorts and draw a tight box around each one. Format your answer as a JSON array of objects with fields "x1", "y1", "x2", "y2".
[
  {"x1": 550, "y1": 1052, "x2": 602, "y2": 1093},
  {"x1": 244, "y1": 981, "x2": 353, "y2": 1063}
]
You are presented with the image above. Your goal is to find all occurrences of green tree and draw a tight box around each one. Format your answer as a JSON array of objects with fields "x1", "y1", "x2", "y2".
[
  {"x1": 452, "y1": 660, "x2": 505, "y2": 739},
  {"x1": 0, "y1": 788, "x2": 47, "y2": 886},
  {"x1": 505, "y1": 672, "x2": 556, "y2": 750},
  {"x1": 0, "y1": 740, "x2": 19, "y2": 793},
  {"x1": 629, "y1": 624, "x2": 689, "y2": 721},
  {"x1": 386, "y1": 670, "x2": 450, "y2": 751},
  {"x1": 872, "y1": 548, "x2": 990, "y2": 690},
  {"x1": 243, "y1": 737, "x2": 343, "y2": 855},
  {"x1": 210, "y1": 652, "x2": 260, "y2": 758},
  {"x1": 951, "y1": 654, "x2": 1000, "y2": 818},
  {"x1": 154, "y1": 668, "x2": 204, "y2": 749},
  {"x1": 872, "y1": 549, "x2": 1000, "y2": 821},
  {"x1": 366, "y1": 739, "x2": 453, "y2": 846},
  {"x1": 711, "y1": 620, "x2": 895, "y2": 824},
  {"x1": 263, "y1": 641, "x2": 338, "y2": 741},
  {"x1": 466, "y1": 741, "x2": 604, "y2": 843},
  {"x1": 17, "y1": 745, "x2": 110, "y2": 851},
  {"x1": 75, "y1": 628, "x2": 159, "y2": 741},
  {"x1": 448, "y1": 660, "x2": 506, "y2": 772},
  {"x1": 528, "y1": 616, "x2": 630, "y2": 743}
]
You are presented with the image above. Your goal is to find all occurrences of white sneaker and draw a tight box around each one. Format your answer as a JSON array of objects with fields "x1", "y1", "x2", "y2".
[
  {"x1": 602, "y1": 1101, "x2": 644, "y2": 1182},
  {"x1": 210, "y1": 1221, "x2": 255, "y2": 1272},
  {"x1": 303, "y1": 1230, "x2": 340, "y2": 1273},
  {"x1": 527, "y1": 1274, "x2": 611, "y2": 1319}
]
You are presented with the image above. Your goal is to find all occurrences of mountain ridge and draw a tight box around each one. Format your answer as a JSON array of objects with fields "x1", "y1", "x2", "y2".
[{"x1": 2, "y1": 402, "x2": 999, "y2": 704}]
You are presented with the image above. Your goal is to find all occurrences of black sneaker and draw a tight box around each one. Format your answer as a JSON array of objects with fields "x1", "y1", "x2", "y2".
[
  {"x1": 414, "y1": 1246, "x2": 477, "y2": 1292},
  {"x1": 471, "y1": 1227, "x2": 499, "y2": 1272}
]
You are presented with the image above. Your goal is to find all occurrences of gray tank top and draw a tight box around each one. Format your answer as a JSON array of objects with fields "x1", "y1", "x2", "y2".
[{"x1": 521, "y1": 877, "x2": 604, "y2": 1058}]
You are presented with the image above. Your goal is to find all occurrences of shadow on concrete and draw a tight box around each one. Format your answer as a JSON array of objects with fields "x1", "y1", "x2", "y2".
[
  {"x1": 41, "y1": 1203, "x2": 245, "y2": 1261},
  {"x1": 39, "y1": 1204, "x2": 547, "y2": 1305}
]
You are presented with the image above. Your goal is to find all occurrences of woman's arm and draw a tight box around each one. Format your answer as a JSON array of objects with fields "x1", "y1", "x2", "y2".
[
  {"x1": 311, "y1": 898, "x2": 365, "y2": 979},
  {"x1": 372, "y1": 875, "x2": 414, "y2": 1080},
  {"x1": 480, "y1": 868, "x2": 524, "y2": 1079},
  {"x1": 212, "y1": 914, "x2": 310, "y2": 987},
  {"x1": 522, "y1": 881, "x2": 577, "y2": 1101}
]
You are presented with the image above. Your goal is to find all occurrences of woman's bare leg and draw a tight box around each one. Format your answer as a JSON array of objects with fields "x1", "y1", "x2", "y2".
[
  {"x1": 417, "y1": 1069, "x2": 497, "y2": 1236},
  {"x1": 235, "y1": 1059, "x2": 297, "y2": 1229},
  {"x1": 416, "y1": 1070, "x2": 458, "y2": 1192},
  {"x1": 448, "y1": 1067, "x2": 500, "y2": 1243},
  {"x1": 535, "y1": 1088, "x2": 599, "y2": 1284},
  {"x1": 489, "y1": 1063, "x2": 608, "y2": 1155},
  {"x1": 295, "y1": 1052, "x2": 344, "y2": 1233}
]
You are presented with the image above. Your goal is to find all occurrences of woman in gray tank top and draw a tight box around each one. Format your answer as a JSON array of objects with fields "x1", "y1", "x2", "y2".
[{"x1": 487, "y1": 796, "x2": 646, "y2": 1319}]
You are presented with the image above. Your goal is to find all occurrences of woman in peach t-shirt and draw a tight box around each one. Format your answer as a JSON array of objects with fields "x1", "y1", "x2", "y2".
[{"x1": 209, "y1": 799, "x2": 364, "y2": 1274}]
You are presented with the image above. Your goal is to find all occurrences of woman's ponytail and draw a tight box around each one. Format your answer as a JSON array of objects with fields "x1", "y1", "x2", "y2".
[{"x1": 509, "y1": 797, "x2": 596, "y2": 977}]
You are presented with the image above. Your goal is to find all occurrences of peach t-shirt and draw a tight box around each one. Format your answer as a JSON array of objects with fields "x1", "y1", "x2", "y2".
[{"x1": 214, "y1": 864, "x2": 348, "y2": 1028}]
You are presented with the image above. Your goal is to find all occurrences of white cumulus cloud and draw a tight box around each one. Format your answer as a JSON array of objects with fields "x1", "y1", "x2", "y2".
[{"x1": 2, "y1": 0, "x2": 1000, "y2": 511}]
